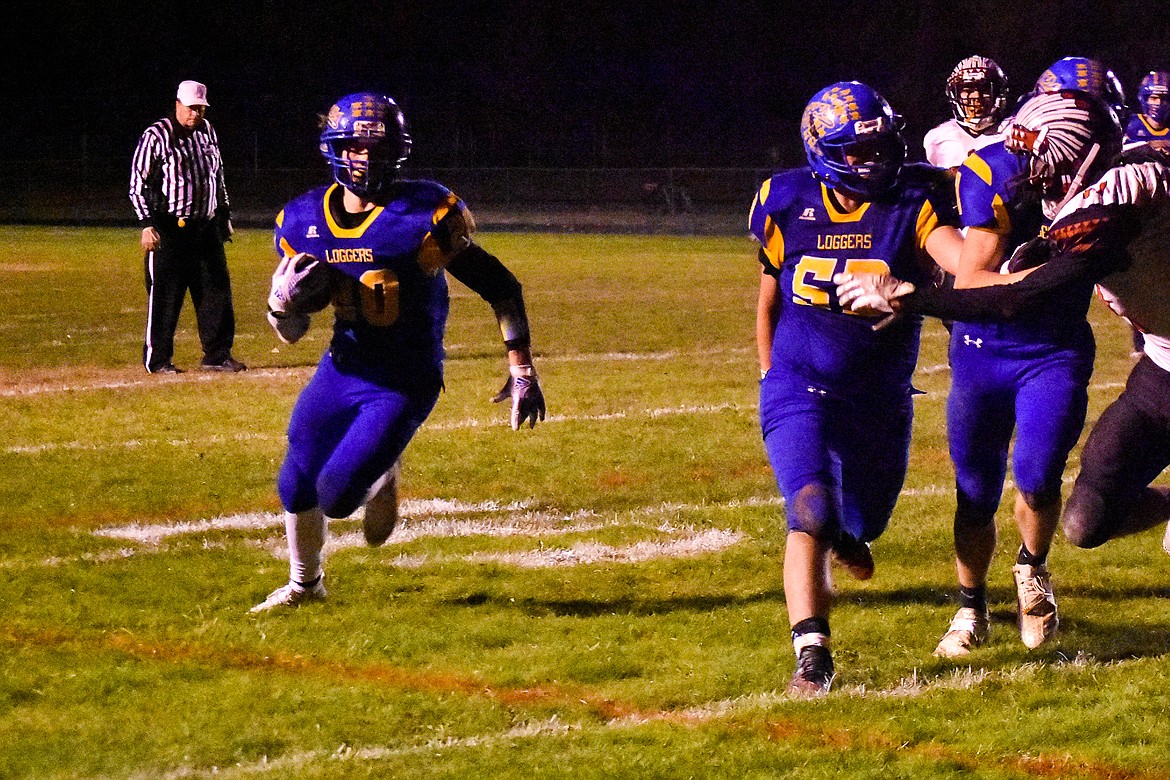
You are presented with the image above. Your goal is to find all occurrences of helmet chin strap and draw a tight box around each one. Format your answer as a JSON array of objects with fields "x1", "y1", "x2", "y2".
[{"x1": 1046, "y1": 142, "x2": 1101, "y2": 221}]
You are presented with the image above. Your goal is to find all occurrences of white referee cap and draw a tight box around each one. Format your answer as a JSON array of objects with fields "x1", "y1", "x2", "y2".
[{"x1": 176, "y1": 80, "x2": 209, "y2": 107}]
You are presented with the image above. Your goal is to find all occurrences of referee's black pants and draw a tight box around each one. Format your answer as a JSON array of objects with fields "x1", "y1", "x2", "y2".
[{"x1": 143, "y1": 220, "x2": 236, "y2": 372}]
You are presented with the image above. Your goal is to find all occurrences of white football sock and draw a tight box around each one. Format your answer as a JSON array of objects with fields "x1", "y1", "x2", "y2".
[{"x1": 285, "y1": 508, "x2": 325, "y2": 585}]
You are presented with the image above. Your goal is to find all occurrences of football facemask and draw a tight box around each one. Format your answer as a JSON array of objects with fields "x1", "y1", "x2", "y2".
[
  {"x1": 801, "y1": 81, "x2": 907, "y2": 199},
  {"x1": 1138, "y1": 71, "x2": 1170, "y2": 125},
  {"x1": 319, "y1": 92, "x2": 412, "y2": 199},
  {"x1": 946, "y1": 56, "x2": 1009, "y2": 133}
]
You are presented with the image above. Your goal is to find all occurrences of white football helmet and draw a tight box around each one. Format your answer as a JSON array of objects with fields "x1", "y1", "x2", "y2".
[
  {"x1": 1005, "y1": 91, "x2": 1122, "y2": 218},
  {"x1": 946, "y1": 56, "x2": 1009, "y2": 134}
]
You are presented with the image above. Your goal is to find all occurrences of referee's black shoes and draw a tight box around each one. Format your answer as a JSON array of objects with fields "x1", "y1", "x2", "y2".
[{"x1": 201, "y1": 357, "x2": 248, "y2": 373}]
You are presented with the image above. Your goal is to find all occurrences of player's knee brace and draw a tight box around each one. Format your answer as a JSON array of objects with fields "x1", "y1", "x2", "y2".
[
  {"x1": 790, "y1": 483, "x2": 838, "y2": 540},
  {"x1": 1021, "y1": 487, "x2": 1062, "y2": 512},
  {"x1": 1062, "y1": 485, "x2": 1110, "y2": 548},
  {"x1": 954, "y1": 495, "x2": 996, "y2": 532}
]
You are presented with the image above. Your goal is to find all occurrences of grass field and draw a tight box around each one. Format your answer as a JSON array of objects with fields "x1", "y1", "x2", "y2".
[{"x1": 2, "y1": 225, "x2": 1169, "y2": 779}]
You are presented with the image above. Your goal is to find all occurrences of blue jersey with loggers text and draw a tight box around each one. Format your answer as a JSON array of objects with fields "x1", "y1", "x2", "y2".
[
  {"x1": 274, "y1": 180, "x2": 466, "y2": 386},
  {"x1": 749, "y1": 163, "x2": 956, "y2": 399}
]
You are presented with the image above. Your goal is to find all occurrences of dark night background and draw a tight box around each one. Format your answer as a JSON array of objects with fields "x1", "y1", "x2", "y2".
[{"x1": 3, "y1": 0, "x2": 1170, "y2": 219}]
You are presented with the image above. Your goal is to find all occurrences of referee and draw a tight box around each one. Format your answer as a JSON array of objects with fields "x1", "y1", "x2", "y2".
[{"x1": 129, "y1": 80, "x2": 245, "y2": 374}]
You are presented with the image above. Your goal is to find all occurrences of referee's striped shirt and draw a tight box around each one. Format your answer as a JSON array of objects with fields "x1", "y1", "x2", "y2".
[{"x1": 129, "y1": 117, "x2": 229, "y2": 227}]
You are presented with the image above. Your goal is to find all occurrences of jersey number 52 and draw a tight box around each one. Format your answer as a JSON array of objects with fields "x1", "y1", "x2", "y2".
[{"x1": 793, "y1": 256, "x2": 890, "y2": 311}]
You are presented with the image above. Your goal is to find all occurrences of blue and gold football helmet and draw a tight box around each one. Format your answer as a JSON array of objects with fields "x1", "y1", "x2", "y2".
[
  {"x1": 800, "y1": 81, "x2": 906, "y2": 198},
  {"x1": 1034, "y1": 57, "x2": 1127, "y2": 121},
  {"x1": 319, "y1": 92, "x2": 412, "y2": 199},
  {"x1": 1138, "y1": 71, "x2": 1170, "y2": 125}
]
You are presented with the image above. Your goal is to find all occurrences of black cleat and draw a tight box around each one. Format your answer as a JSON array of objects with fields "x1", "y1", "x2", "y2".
[
  {"x1": 831, "y1": 533, "x2": 874, "y2": 580},
  {"x1": 201, "y1": 357, "x2": 247, "y2": 372},
  {"x1": 787, "y1": 645, "x2": 835, "y2": 697}
]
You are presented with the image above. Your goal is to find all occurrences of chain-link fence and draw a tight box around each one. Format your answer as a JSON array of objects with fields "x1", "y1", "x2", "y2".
[{"x1": 0, "y1": 161, "x2": 768, "y2": 234}]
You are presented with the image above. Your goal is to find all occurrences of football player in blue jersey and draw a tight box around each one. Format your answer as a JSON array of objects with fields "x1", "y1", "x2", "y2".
[
  {"x1": 750, "y1": 82, "x2": 962, "y2": 694},
  {"x1": 926, "y1": 87, "x2": 1120, "y2": 657},
  {"x1": 1124, "y1": 71, "x2": 1170, "y2": 148},
  {"x1": 837, "y1": 92, "x2": 1170, "y2": 602},
  {"x1": 251, "y1": 93, "x2": 546, "y2": 612}
]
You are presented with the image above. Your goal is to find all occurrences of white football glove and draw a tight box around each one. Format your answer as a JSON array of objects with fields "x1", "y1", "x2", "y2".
[
  {"x1": 834, "y1": 272, "x2": 916, "y2": 316},
  {"x1": 267, "y1": 310, "x2": 311, "y2": 344},
  {"x1": 492, "y1": 364, "x2": 546, "y2": 430},
  {"x1": 268, "y1": 252, "x2": 332, "y2": 315}
]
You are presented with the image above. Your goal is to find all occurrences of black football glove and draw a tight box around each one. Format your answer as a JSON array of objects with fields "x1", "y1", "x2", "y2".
[{"x1": 1003, "y1": 236, "x2": 1054, "y2": 273}]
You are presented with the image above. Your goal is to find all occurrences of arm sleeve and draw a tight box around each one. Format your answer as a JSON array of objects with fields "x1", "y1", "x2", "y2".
[
  {"x1": 900, "y1": 202, "x2": 1140, "y2": 321},
  {"x1": 900, "y1": 252, "x2": 1096, "y2": 321},
  {"x1": 446, "y1": 243, "x2": 530, "y2": 349},
  {"x1": 446, "y1": 243, "x2": 523, "y2": 303}
]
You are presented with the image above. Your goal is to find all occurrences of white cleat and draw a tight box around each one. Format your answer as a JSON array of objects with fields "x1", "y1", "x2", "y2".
[
  {"x1": 1163, "y1": 519, "x2": 1170, "y2": 556},
  {"x1": 933, "y1": 607, "x2": 990, "y2": 658},
  {"x1": 1013, "y1": 563, "x2": 1058, "y2": 648},
  {"x1": 362, "y1": 461, "x2": 401, "y2": 547},
  {"x1": 249, "y1": 578, "x2": 327, "y2": 613}
]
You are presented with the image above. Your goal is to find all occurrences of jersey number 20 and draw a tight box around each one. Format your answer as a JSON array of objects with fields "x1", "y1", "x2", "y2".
[{"x1": 357, "y1": 269, "x2": 400, "y2": 326}]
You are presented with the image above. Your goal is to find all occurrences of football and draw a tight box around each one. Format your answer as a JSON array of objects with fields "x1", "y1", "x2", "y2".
[{"x1": 269, "y1": 252, "x2": 335, "y2": 315}]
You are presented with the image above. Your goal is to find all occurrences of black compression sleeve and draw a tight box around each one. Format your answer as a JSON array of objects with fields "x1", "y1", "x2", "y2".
[
  {"x1": 900, "y1": 252, "x2": 1099, "y2": 323},
  {"x1": 445, "y1": 243, "x2": 523, "y2": 303}
]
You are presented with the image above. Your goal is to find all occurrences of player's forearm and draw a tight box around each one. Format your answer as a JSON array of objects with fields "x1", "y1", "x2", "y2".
[
  {"x1": 899, "y1": 253, "x2": 1095, "y2": 321},
  {"x1": 756, "y1": 270, "x2": 780, "y2": 374},
  {"x1": 950, "y1": 226, "x2": 1007, "y2": 288}
]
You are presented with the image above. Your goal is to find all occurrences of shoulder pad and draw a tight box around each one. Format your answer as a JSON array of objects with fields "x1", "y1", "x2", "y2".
[
  {"x1": 391, "y1": 178, "x2": 453, "y2": 208},
  {"x1": 418, "y1": 192, "x2": 476, "y2": 274},
  {"x1": 755, "y1": 169, "x2": 811, "y2": 208}
]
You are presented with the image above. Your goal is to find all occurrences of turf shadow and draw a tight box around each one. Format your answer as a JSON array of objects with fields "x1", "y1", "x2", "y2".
[{"x1": 444, "y1": 588, "x2": 786, "y2": 617}]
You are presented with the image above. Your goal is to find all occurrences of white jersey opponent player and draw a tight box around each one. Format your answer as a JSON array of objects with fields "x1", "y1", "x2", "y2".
[
  {"x1": 837, "y1": 97, "x2": 1170, "y2": 561},
  {"x1": 924, "y1": 56, "x2": 1011, "y2": 169}
]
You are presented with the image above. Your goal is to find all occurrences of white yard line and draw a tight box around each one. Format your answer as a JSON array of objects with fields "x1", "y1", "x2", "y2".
[
  {"x1": 151, "y1": 718, "x2": 578, "y2": 779},
  {"x1": 428, "y1": 402, "x2": 753, "y2": 431},
  {"x1": 145, "y1": 654, "x2": 1112, "y2": 779},
  {"x1": 95, "y1": 499, "x2": 538, "y2": 544},
  {"x1": 0, "y1": 367, "x2": 307, "y2": 397},
  {"x1": 5, "y1": 403, "x2": 757, "y2": 454},
  {"x1": 37, "y1": 499, "x2": 753, "y2": 572}
]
